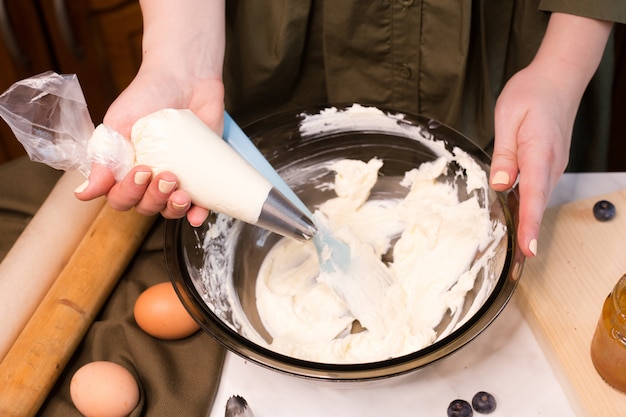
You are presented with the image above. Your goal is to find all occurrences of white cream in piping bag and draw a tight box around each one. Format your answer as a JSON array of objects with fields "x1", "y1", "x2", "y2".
[
  {"x1": 89, "y1": 109, "x2": 272, "y2": 225},
  {"x1": 132, "y1": 109, "x2": 274, "y2": 224},
  {"x1": 201, "y1": 105, "x2": 506, "y2": 364}
]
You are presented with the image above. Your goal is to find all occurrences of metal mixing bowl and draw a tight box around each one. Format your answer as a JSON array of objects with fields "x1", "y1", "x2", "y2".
[{"x1": 164, "y1": 104, "x2": 525, "y2": 382}]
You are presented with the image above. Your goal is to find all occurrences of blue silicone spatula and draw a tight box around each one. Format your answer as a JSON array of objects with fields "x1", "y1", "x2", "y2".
[{"x1": 222, "y1": 112, "x2": 395, "y2": 333}]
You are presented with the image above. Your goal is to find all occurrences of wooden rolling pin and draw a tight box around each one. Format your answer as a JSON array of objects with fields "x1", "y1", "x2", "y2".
[
  {"x1": 0, "y1": 203, "x2": 156, "y2": 416},
  {"x1": 0, "y1": 170, "x2": 105, "y2": 362}
]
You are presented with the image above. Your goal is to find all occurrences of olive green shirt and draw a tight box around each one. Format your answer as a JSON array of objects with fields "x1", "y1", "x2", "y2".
[{"x1": 224, "y1": 0, "x2": 625, "y2": 149}]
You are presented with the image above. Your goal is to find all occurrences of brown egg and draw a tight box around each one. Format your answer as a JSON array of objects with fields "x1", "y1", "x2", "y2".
[
  {"x1": 70, "y1": 361, "x2": 139, "y2": 417},
  {"x1": 133, "y1": 282, "x2": 200, "y2": 340}
]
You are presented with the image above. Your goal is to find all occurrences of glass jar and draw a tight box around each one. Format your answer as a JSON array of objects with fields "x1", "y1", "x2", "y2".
[{"x1": 590, "y1": 274, "x2": 626, "y2": 392}]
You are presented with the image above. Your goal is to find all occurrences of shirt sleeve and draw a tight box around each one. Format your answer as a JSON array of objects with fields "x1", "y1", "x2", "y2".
[{"x1": 538, "y1": 0, "x2": 626, "y2": 24}]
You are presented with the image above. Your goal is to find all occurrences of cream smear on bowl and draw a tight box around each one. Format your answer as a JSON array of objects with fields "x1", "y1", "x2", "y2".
[{"x1": 199, "y1": 105, "x2": 506, "y2": 364}]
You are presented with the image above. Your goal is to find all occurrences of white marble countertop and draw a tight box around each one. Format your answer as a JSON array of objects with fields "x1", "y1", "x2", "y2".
[{"x1": 208, "y1": 172, "x2": 626, "y2": 417}]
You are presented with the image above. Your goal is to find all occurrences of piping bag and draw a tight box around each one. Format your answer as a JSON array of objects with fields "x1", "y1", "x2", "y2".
[
  {"x1": 0, "y1": 71, "x2": 314, "y2": 242},
  {"x1": 1, "y1": 71, "x2": 395, "y2": 333}
]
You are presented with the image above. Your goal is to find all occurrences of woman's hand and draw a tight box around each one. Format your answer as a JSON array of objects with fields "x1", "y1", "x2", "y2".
[
  {"x1": 74, "y1": 0, "x2": 226, "y2": 226},
  {"x1": 491, "y1": 65, "x2": 573, "y2": 257},
  {"x1": 490, "y1": 13, "x2": 612, "y2": 257}
]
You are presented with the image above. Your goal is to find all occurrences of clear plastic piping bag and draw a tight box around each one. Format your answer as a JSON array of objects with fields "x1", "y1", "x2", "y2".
[{"x1": 0, "y1": 71, "x2": 133, "y2": 180}]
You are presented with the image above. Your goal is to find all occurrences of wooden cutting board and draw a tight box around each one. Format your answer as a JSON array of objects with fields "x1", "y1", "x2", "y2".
[{"x1": 518, "y1": 189, "x2": 626, "y2": 417}]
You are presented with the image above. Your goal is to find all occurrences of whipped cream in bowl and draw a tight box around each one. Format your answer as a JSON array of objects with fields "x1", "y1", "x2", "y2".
[{"x1": 165, "y1": 104, "x2": 525, "y2": 382}]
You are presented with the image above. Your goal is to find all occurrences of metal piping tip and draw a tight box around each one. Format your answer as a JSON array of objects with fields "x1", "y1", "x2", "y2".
[
  {"x1": 225, "y1": 395, "x2": 255, "y2": 417},
  {"x1": 256, "y1": 187, "x2": 317, "y2": 241}
]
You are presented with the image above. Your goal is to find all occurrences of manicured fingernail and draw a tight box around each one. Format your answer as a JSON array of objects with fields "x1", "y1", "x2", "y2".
[
  {"x1": 172, "y1": 201, "x2": 188, "y2": 211},
  {"x1": 529, "y1": 238, "x2": 538, "y2": 256},
  {"x1": 492, "y1": 171, "x2": 510, "y2": 185},
  {"x1": 134, "y1": 171, "x2": 151, "y2": 186},
  {"x1": 74, "y1": 180, "x2": 89, "y2": 194},
  {"x1": 158, "y1": 179, "x2": 176, "y2": 194}
]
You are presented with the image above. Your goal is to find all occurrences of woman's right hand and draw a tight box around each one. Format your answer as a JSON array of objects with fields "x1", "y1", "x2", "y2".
[{"x1": 74, "y1": 0, "x2": 226, "y2": 227}]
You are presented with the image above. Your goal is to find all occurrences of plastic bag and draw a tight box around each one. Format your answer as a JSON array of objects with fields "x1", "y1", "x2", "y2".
[{"x1": 0, "y1": 71, "x2": 133, "y2": 180}]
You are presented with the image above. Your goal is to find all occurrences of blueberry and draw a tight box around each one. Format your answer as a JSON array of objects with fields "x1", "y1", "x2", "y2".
[
  {"x1": 447, "y1": 399, "x2": 473, "y2": 417},
  {"x1": 471, "y1": 391, "x2": 497, "y2": 414},
  {"x1": 593, "y1": 200, "x2": 616, "y2": 222}
]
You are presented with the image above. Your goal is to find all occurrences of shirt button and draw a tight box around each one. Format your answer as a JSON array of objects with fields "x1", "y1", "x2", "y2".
[
  {"x1": 398, "y1": 0, "x2": 415, "y2": 6},
  {"x1": 398, "y1": 65, "x2": 412, "y2": 79}
]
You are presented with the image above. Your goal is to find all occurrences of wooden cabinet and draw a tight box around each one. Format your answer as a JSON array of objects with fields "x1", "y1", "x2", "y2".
[
  {"x1": 608, "y1": 24, "x2": 626, "y2": 172},
  {"x1": 0, "y1": 0, "x2": 142, "y2": 164}
]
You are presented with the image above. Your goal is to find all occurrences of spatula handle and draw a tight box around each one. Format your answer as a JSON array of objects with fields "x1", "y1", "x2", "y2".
[{"x1": 223, "y1": 112, "x2": 312, "y2": 216}]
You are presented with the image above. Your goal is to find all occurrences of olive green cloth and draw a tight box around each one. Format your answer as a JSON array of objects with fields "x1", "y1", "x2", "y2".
[
  {"x1": 224, "y1": 0, "x2": 624, "y2": 170},
  {"x1": 0, "y1": 157, "x2": 225, "y2": 416}
]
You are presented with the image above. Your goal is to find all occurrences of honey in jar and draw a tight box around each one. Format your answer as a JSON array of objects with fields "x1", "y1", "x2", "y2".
[{"x1": 590, "y1": 274, "x2": 626, "y2": 392}]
